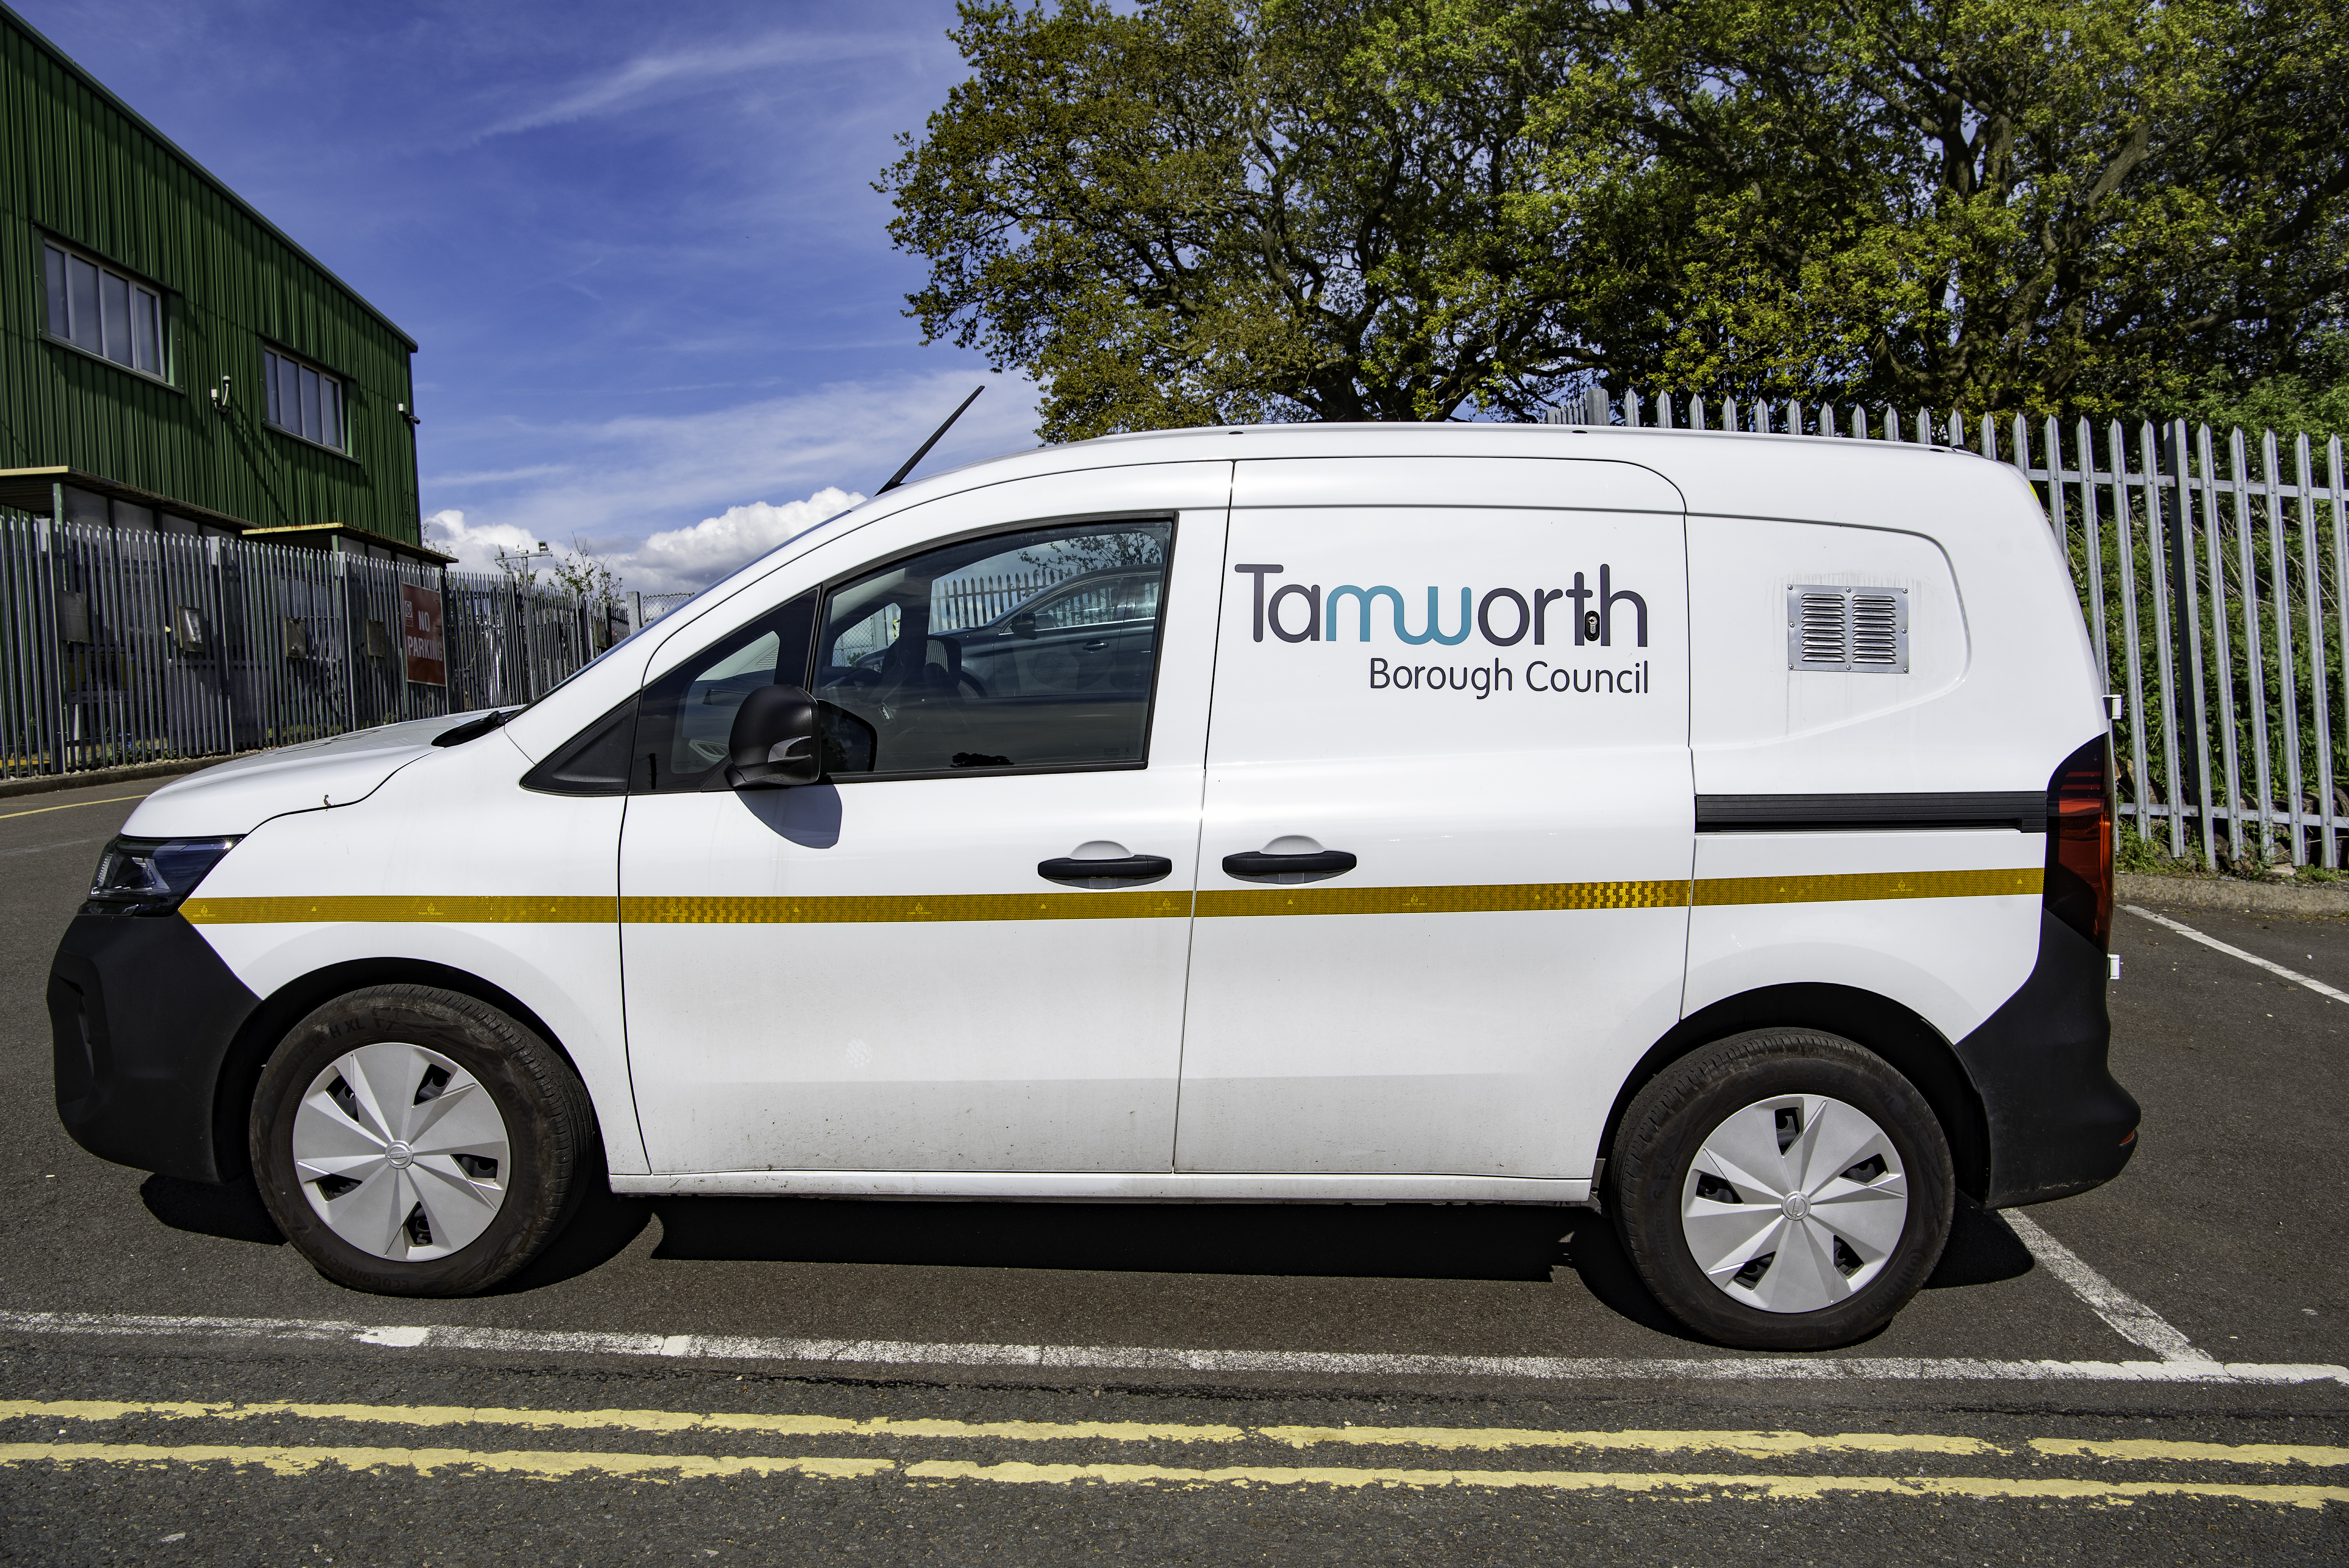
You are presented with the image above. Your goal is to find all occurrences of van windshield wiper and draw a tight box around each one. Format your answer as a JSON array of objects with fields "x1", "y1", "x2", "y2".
[{"x1": 431, "y1": 707, "x2": 523, "y2": 748}]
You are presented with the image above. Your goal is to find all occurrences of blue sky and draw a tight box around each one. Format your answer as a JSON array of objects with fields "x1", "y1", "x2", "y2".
[{"x1": 19, "y1": 0, "x2": 1038, "y2": 590}]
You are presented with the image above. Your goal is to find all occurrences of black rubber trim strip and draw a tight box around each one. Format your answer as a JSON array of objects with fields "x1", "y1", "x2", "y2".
[
  {"x1": 1696, "y1": 792, "x2": 2047, "y2": 833},
  {"x1": 1037, "y1": 855, "x2": 1174, "y2": 884},
  {"x1": 1223, "y1": 849, "x2": 1358, "y2": 877}
]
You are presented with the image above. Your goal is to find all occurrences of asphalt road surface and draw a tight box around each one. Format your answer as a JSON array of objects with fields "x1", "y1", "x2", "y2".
[{"x1": 3, "y1": 778, "x2": 2343, "y2": 1565}]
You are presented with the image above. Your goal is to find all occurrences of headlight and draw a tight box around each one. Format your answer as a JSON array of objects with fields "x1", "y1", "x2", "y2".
[{"x1": 84, "y1": 836, "x2": 241, "y2": 917}]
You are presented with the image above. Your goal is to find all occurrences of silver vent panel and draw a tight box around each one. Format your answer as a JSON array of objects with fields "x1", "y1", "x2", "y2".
[{"x1": 1788, "y1": 585, "x2": 1908, "y2": 673}]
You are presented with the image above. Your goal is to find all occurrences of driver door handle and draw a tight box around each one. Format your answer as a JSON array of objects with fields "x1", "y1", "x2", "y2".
[
  {"x1": 1223, "y1": 848, "x2": 1357, "y2": 877},
  {"x1": 1037, "y1": 854, "x2": 1173, "y2": 883}
]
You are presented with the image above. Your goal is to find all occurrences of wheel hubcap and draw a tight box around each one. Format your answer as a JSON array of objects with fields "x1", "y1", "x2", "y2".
[
  {"x1": 291, "y1": 1042, "x2": 510, "y2": 1262},
  {"x1": 1680, "y1": 1093, "x2": 1909, "y2": 1314}
]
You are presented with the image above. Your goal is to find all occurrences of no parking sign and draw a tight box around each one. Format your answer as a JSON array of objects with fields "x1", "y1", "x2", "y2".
[{"x1": 399, "y1": 583, "x2": 446, "y2": 686}]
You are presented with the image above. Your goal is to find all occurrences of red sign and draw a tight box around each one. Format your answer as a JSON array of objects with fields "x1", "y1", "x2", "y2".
[{"x1": 399, "y1": 584, "x2": 447, "y2": 687}]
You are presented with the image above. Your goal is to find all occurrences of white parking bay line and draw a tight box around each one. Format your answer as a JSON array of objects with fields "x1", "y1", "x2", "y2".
[
  {"x1": 1, "y1": 1310, "x2": 2340, "y2": 1386},
  {"x1": 2003, "y1": 1212, "x2": 2205, "y2": 1362},
  {"x1": 2124, "y1": 904, "x2": 2349, "y2": 1003}
]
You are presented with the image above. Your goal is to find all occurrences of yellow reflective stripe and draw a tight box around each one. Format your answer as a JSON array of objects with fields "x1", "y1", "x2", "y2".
[
  {"x1": 181, "y1": 896, "x2": 613, "y2": 925},
  {"x1": 1196, "y1": 881, "x2": 1690, "y2": 918},
  {"x1": 181, "y1": 872, "x2": 2040, "y2": 926},
  {"x1": 617, "y1": 892, "x2": 1193, "y2": 924},
  {"x1": 1692, "y1": 868, "x2": 2042, "y2": 906}
]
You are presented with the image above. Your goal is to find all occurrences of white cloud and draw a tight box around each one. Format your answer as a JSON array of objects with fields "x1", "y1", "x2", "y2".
[
  {"x1": 429, "y1": 490, "x2": 866, "y2": 597},
  {"x1": 419, "y1": 369, "x2": 1041, "y2": 592},
  {"x1": 605, "y1": 490, "x2": 865, "y2": 595},
  {"x1": 478, "y1": 32, "x2": 910, "y2": 141},
  {"x1": 422, "y1": 509, "x2": 546, "y2": 572}
]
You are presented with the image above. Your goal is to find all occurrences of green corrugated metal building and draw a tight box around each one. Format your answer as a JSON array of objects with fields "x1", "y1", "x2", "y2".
[{"x1": 0, "y1": 2, "x2": 440, "y2": 562}]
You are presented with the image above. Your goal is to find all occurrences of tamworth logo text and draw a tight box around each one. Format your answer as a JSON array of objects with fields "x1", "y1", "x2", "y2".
[{"x1": 1233, "y1": 564, "x2": 1648, "y2": 648}]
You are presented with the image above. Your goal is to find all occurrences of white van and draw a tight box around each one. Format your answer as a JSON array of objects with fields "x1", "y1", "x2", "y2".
[{"x1": 50, "y1": 423, "x2": 2136, "y2": 1351}]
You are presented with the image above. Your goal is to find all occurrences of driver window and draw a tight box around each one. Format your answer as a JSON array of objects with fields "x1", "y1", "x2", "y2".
[
  {"x1": 814, "y1": 519, "x2": 1172, "y2": 777},
  {"x1": 630, "y1": 592, "x2": 816, "y2": 793}
]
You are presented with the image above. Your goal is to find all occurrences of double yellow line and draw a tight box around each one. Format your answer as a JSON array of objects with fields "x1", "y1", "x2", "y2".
[
  {"x1": 2, "y1": 1399, "x2": 2340, "y2": 1508},
  {"x1": 180, "y1": 868, "x2": 2043, "y2": 927}
]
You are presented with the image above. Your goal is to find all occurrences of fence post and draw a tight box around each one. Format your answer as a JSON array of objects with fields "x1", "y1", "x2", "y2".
[
  {"x1": 2308, "y1": 432, "x2": 2340, "y2": 869},
  {"x1": 39, "y1": 482, "x2": 66, "y2": 775},
  {"x1": 2163, "y1": 421, "x2": 2216, "y2": 867}
]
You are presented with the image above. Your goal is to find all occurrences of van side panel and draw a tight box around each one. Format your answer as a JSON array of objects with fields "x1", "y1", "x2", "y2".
[
  {"x1": 1681, "y1": 478, "x2": 2097, "y2": 1046},
  {"x1": 177, "y1": 736, "x2": 648, "y2": 1177}
]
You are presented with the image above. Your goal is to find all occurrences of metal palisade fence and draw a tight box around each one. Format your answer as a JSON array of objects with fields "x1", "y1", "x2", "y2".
[
  {"x1": 0, "y1": 506, "x2": 621, "y2": 780},
  {"x1": 1550, "y1": 389, "x2": 2349, "y2": 870}
]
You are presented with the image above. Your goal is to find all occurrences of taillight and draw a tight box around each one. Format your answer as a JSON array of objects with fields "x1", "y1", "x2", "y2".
[{"x1": 2045, "y1": 736, "x2": 2113, "y2": 952}]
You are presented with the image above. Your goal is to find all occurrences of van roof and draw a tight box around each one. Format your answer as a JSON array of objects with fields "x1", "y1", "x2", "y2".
[{"x1": 891, "y1": 419, "x2": 2016, "y2": 530}]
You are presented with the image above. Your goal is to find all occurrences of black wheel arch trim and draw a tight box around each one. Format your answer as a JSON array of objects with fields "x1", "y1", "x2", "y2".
[
  {"x1": 1602, "y1": 982, "x2": 1993, "y2": 1205},
  {"x1": 209, "y1": 957, "x2": 591, "y2": 1186},
  {"x1": 1605, "y1": 909, "x2": 2137, "y2": 1210},
  {"x1": 51, "y1": 911, "x2": 589, "y2": 1186}
]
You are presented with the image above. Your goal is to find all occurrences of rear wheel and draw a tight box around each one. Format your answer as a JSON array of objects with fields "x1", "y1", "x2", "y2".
[
  {"x1": 250, "y1": 985, "x2": 592, "y2": 1296},
  {"x1": 1609, "y1": 1029, "x2": 1954, "y2": 1350}
]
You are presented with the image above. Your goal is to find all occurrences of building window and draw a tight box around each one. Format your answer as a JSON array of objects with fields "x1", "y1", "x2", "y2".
[
  {"x1": 42, "y1": 240, "x2": 164, "y2": 379},
  {"x1": 264, "y1": 348, "x2": 346, "y2": 451}
]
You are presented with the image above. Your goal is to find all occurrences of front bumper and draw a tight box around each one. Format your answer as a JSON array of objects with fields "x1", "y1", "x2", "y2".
[
  {"x1": 50, "y1": 913, "x2": 263, "y2": 1184},
  {"x1": 1954, "y1": 910, "x2": 2140, "y2": 1207}
]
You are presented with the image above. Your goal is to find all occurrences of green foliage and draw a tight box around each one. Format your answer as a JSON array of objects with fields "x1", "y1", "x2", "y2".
[
  {"x1": 547, "y1": 538, "x2": 625, "y2": 610},
  {"x1": 2114, "y1": 814, "x2": 2189, "y2": 874},
  {"x1": 879, "y1": 0, "x2": 1645, "y2": 438},
  {"x1": 882, "y1": 0, "x2": 2349, "y2": 435},
  {"x1": 2178, "y1": 328, "x2": 2349, "y2": 444},
  {"x1": 1583, "y1": 0, "x2": 2349, "y2": 414}
]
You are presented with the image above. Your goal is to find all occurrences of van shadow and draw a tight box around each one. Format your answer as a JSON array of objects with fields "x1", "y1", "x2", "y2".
[
  {"x1": 622, "y1": 1196, "x2": 1702, "y2": 1343},
  {"x1": 140, "y1": 1175, "x2": 284, "y2": 1246},
  {"x1": 139, "y1": 1169, "x2": 2038, "y2": 1333},
  {"x1": 1923, "y1": 1194, "x2": 2036, "y2": 1290},
  {"x1": 643, "y1": 1197, "x2": 1579, "y2": 1282}
]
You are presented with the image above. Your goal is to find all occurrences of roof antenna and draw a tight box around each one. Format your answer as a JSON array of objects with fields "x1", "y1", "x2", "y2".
[{"x1": 878, "y1": 385, "x2": 986, "y2": 494}]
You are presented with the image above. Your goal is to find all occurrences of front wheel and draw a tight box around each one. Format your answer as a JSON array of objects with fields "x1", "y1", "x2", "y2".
[
  {"x1": 1609, "y1": 1029, "x2": 1954, "y2": 1351},
  {"x1": 250, "y1": 985, "x2": 593, "y2": 1296}
]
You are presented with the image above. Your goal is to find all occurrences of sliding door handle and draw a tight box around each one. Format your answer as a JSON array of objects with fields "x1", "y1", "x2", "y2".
[
  {"x1": 1038, "y1": 854, "x2": 1173, "y2": 884},
  {"x1": 1222, "y1": 848, "x2": 1357, "y2": 877}
]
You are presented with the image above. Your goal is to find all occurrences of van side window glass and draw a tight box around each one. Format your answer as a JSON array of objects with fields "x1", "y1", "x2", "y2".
[
  {"x1": 813, "y1": 520, "x2": 1173, "y2": 778},
  {"x1": 631, "y1": 592, "x2": 817, "y2": 793}
]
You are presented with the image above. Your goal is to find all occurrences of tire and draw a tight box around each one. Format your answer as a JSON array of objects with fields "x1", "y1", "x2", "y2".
[
  {"x1": 250, "y1": 984, "x2": 594, "y2": 1297},
  {"x1": 1609, "y1": 1029, "x2": 1954, "y2": 1351}
]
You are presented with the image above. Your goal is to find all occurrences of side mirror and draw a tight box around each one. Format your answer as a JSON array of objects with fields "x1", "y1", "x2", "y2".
[
  {"x1": 1010, "y1": 611, "x2": 1037, "y2": 641},
  {"x1": 725, "y1": 684, "x2": 822, "y2": 789}
]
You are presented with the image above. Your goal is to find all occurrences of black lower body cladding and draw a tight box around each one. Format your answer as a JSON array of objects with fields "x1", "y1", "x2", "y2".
[
  {"x1": 1955, "y1": 909, "x2": 2140, "y2": 1207},
  {"x1": 50, "y1": 912, "x2": 261, "y2": 1184}
]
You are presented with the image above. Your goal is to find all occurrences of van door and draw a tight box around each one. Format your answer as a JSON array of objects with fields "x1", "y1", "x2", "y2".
[
  {"x1": 1174, "y1": 457, "x2": 1691, "y2": 1181},
  {"x1": 619, "y1": 469, "x2": 1225, "y2": 1176}
]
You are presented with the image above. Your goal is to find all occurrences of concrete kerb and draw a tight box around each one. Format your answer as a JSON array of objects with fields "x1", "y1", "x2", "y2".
[
  {"x1": 0, "y1": 753, "x2": 259, "y2": 803},
  {"x1": 2117, "y1": 871, "x2": 2349, "y2": 918}
]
